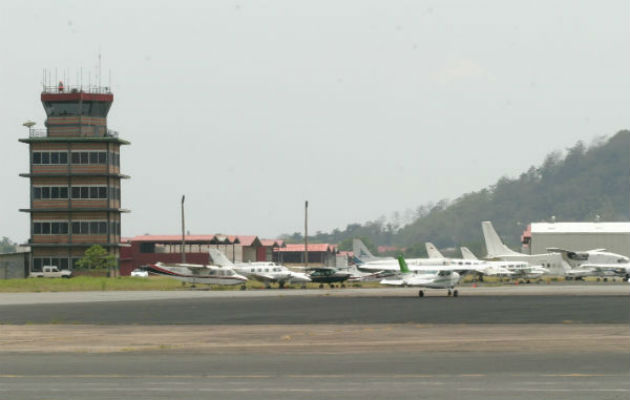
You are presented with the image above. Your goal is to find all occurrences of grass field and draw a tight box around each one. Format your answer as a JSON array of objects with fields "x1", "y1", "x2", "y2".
[{"x1": 0, "y1": 276, "x2": 384, "y2": 292}]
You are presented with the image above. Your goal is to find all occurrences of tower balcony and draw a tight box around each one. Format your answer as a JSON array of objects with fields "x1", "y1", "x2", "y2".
[{"x1": 26, "y1": 128, "x2": 120, "y2": 138}]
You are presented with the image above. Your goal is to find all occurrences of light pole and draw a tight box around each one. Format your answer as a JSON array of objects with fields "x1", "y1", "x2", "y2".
[
  {"x1": 304, "y1": 201, "x2": 308, "y2": 268},
  {"x1": 181, "y1": 195, "x2": 186, "y2": 263}
]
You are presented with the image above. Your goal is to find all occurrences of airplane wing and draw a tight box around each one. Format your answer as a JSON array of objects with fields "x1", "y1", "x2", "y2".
[
  {"x1": 379, "y1": 278, "x2": 406, "y2": 286},
  {"x1": 404, "y1": 275, "x2": 443, "y2": 286},
  {"x1": 307, "y1": 266, "x2": 337, "y2": 272},
  {"x1": 248, "y1": 273, "x2": 277, "y2": 282},
  {"x1": 577, "y1": 263, "x2": 630, "y2": 273}
]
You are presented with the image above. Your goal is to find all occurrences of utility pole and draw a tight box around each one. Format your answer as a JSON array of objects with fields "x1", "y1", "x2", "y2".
[
  {"x1": 181, "y1": 195, "x2": 186, "y2": 263},
  {"x1": 304, "y1": 200, "x2": 308, "y2": 268}
]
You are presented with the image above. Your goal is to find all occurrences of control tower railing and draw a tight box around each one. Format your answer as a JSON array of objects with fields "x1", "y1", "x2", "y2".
[
  {"x1": 29, "y1": 129, "x2": 47, "y2": 138},
  {"x1": 41, "y1": 85, "x2": 112, "y2": 95},
  {"x1": 28, "y1": 128, "x2": 119, "y2": 138}
]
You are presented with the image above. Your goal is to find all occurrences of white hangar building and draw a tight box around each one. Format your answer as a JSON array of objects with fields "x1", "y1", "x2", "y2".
[{"x1": 522, "y1": 222, "x2": 630, "y2": 257}]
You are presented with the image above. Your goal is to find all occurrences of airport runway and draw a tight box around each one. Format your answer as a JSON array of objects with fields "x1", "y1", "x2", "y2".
[
  {"x1": 1, "y1": 286, "x2": 627, "y2": 399},
  {"x1": 0, "y1": 351, "x2": 628, "y2": 400},
  {"x1": 0, "y1": 290, "x2": 627, "y2": 325},
  {"x1": 0, "y1": 284, "x2": 627, "y2": 305}
]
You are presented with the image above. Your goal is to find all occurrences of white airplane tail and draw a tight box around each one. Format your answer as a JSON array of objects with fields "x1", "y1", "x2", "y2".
[
  {"x1": 353, "y1": 239, "x2": 377, "y2": 262},
  {"x1": 425, "y1": 242, "x2": 444, "y2": 259},
  {"x1": 481, "y1": 221, "x2": 522, "y2": 258},
  {"x1": 460, "y1": 247, "x2": 478, "y2": 260},
  {"x1": 209, "y1": 248, "x2": 234, "y2": 267}
]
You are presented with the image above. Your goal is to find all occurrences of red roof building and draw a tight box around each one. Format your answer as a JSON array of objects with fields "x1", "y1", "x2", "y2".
[
  {"x1": 274, "y1": 243, "x2": 339, "y2": 266},
  {"x1": 119, "y1": 234, "x2": 277, "y2": 275}
]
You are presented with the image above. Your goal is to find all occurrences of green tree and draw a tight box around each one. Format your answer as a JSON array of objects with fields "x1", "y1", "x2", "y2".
[
  {"x1": 76, "y1": 245, "x2": 117, "y2": 274},
  {"x1": 0, "y1": 237, "x2": 17, "y2": 253}
]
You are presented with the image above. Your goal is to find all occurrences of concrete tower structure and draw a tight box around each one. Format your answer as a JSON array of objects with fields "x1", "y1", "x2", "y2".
[{"x1": 19, "y1": 83, "x2": 130, "y2": 271}]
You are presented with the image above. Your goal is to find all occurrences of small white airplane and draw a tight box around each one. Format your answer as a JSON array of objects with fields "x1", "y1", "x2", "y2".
[
  {"x1": 209, "y1": 248, "x2": 311, "y2": 288},
  {"x1": 354, "y1": 239, "x2": 510, "y2": 278},
  {"x1": 546, "y1": 247, "x2": 630, "y2": 280},
  {"x1": 147, "y1": 262, "x2": 248, "y2": 286},
  {"x1": 460, "y1": 246, "x2": 548, "y2": 281},
  {"x1": 482, "y1": 221, "x2": 569, "y2": 277},
  {"x1": 425, "y1": 243, "x2": 512, "y2": 278},
  {"x1": 380, "y1": 256, "x2": 461, "y2": 297},
  {"x1": 343, "y1": 264, "x2": 393, "y2": 282}
]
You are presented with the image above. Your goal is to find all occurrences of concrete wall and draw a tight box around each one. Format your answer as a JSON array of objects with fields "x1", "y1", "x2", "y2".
[
  {"x1": 0, "y1": 252, "x2": 30, "y2": 279},
  {"x1": 530, "y1": 233, "x2": 630, "y2": 257}
]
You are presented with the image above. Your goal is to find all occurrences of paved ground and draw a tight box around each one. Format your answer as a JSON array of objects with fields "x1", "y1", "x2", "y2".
[
  {"x1": 0, "y1": 285, "x2": 627, "y2": 399},
  {"x1": 0, "y1": 351, "x2": 628, "y2": 400},
  {"x1": 0, "y1": 293, "x2": 627, "y2": 324},
  {"x1": 0, "y1": 284, "x2": 627, "y2": 305},
  {"x1": 0, "y1": 324, "x2": 627, "y2": 353}
]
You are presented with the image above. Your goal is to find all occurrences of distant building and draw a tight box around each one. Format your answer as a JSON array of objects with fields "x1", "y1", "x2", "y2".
[
  {"x1": 274, "y1": 243, "x2": 340, "y2": 267},
  {"x1": 522, "y1": 222, "x2": 630, "y2": 257},
  {"x1": 19, "y1": 83, "x2": 129, "y2": 272},
  {"x1": 0, "y1": 251, "x2": 30, "y2": 279},
  {"x1": 119, "y1": 234, "x2": 277, "y2": 275}
]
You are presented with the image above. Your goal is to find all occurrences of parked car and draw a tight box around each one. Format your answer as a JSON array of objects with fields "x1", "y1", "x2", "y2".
[
  {"x1": 130, "y1": 267, "x2": 149, "y2": 278},
  {"x1": 29, "y1": 265, "x2": 72, "y2": 279}
]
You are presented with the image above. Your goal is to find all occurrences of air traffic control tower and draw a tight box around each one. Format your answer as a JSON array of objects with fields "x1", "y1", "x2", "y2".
[{"x1": 19, "y1": 83, "x2": 130, "y2": 271}]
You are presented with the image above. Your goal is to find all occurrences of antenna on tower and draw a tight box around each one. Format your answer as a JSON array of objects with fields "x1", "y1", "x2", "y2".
[{"x1": 98, "y1": 47, "x2": 102, "y2": 88}]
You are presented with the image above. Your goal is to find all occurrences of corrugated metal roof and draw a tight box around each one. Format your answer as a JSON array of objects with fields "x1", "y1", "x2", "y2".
[
  {"x1": 131, "y1": 234, "x2": 238, "y2": 244},
  {"x1": 531, "y1": 222, "x2": 630, "y2": 234},
  {"x1": 260, "y1": 239, "x2": 283, "y2": 247},
  {"x1": 235, "y1": 235, "x2": 259, "y2": 246},
  {"x1": 275, "y1": 243, "x2": 337, "y2": 252}
]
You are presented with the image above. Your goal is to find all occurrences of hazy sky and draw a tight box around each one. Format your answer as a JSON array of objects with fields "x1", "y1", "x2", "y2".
[{"x1": 1, "y1": 0, "x2": 628, "y2": 242}]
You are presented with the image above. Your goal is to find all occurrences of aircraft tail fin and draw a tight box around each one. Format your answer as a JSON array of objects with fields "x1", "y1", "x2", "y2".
[
  {"x1": 425, "y1": 242, "x2": 444, "y2": 259},
  {"x1": 353, "y1": 239, "x2": 376, "y2": 262},
  {"x1": 397, "y1": 255, "x2": 410, "y2": 274},
  {"x1": 460, "y1": 247, "x2": 478, "y2": 260},
  {"x1": 481, "y1": 221, "x2": 522, "y2": 257},
  {"x1": 209, "y1": 248, "x2": 234, "y2": 267}
]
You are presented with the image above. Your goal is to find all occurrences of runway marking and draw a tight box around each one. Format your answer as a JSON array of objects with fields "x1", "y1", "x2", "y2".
[
  {"x1": 459, "y1": 388, "x2": 629, "y2": 393},
  {"x1": 0, "y1": 373, "x2": 626, "y2": 379}
]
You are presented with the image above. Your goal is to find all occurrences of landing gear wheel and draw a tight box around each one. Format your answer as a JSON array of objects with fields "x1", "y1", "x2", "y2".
[
  {"x1": 453, "y1": 290, "x2": 458, "y2": 297},
  {"x1": 603, "y1": 277, "x2": 608, "y2": 282},
  {"x1": 447, "y1": 289, "x2": 452, "y2": 296},
  {"x1": 597, "y1": 278, "x2": 601, "y2": 282},
  {"x1": 319, "y1": 284, "x2": 324, "y2": 289},
  {"x1": 526, "y1": 279, "x2": 531, "y2": 284},
  {"x1": 240, "y1": 284, "x2": 246, "y2": 290},
  {"x1": 278, "y1": 281, "x2": 285, "y2": 289},
  {"x1": 418, "y1": 290, "x2": 424, "y2": 298}
]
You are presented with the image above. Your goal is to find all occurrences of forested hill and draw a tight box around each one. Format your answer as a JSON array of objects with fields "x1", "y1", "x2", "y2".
[{"x1": 286, "y1": 130, "x2": 630, "y2": 256}]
